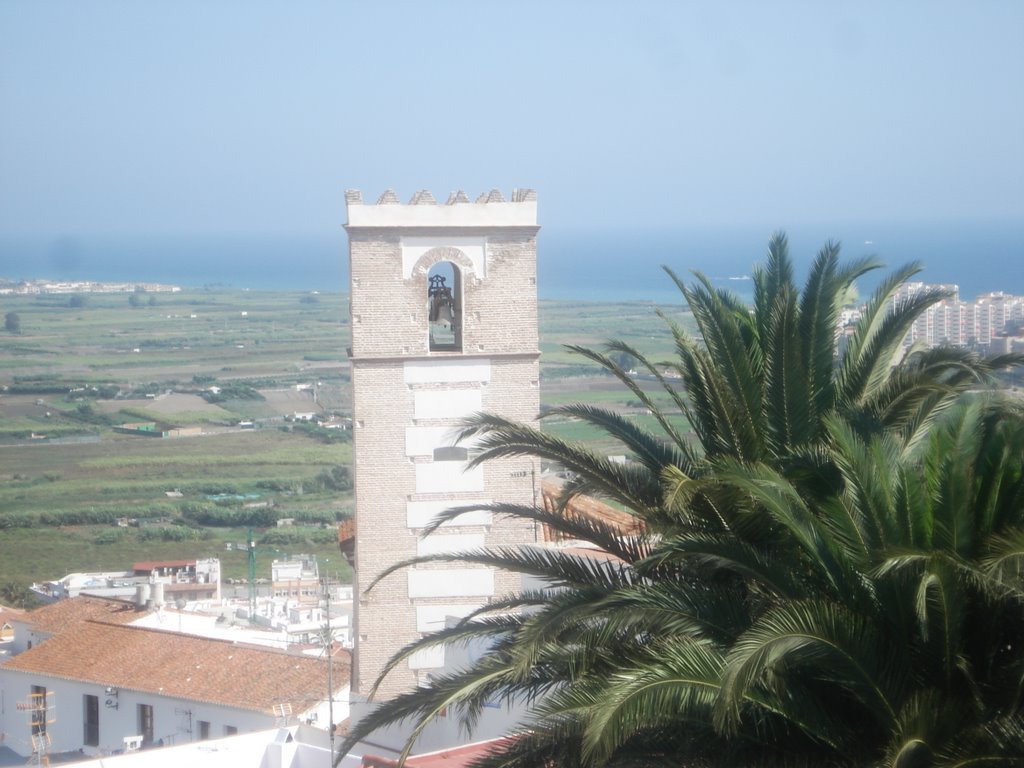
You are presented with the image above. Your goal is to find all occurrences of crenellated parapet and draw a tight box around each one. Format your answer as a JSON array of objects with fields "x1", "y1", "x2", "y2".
[
  {"x1": 345, "y1": 188, "x2": 536, "y2": 207},
  {"x1": 345, "y1": 188, "x2": 536, "y2": 229}
]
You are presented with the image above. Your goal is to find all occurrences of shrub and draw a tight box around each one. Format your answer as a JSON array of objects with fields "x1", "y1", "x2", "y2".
[
  {"x1": 256, "y1": 478, "x2": 301, "y2": 492},
  {"x1": 311, "y1": 465, "x2": 352, "y2": 492},
  {"x1": 0, "y1": 512, "x2": 39, "y2": 529},
  {"x1": 179, "y1": 503, "x2": 278, "y2": 527},
  {"x1": 290, "y1": 509, "x2": 343, "y2": 525},
  {"x1": 138, "y1": 525, "x2": 205, "y2": 542},
  {"x1": 38, "y1": 508, "x2": 123, "y2": 526},
  {"x1": 258, "y1": 527, "x2": 337, "y2": 547},
  {"x1": 94, "y1": 529, "x2": 127, "y2": 545},
  {"x1": 293, "y1": 422, "x2": 351, "y2": 444}
]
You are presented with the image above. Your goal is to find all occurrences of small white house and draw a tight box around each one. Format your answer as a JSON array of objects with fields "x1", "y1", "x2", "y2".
[{"x1": 0, "y1": 617, "x2": 349, "y2": 760}]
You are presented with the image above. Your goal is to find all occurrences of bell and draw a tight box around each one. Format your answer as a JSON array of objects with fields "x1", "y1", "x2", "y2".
[{"x1": 435, "y1": 300, "x2": 455, "y2": 327}]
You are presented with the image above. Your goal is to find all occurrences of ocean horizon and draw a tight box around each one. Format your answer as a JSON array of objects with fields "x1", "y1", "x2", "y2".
[{"x1": 1, "y1": 218, "x2": 1021, "y2": 304}]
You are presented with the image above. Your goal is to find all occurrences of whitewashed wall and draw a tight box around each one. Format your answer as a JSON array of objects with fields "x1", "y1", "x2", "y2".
[{"x1": 0, "y1": 668, "x2": 345, "y2": 759}]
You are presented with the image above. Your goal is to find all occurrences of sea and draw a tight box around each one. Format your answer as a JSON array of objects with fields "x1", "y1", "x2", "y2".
[{"x1": 1, "y1": 219, "x2": 1021, "y2": 304}]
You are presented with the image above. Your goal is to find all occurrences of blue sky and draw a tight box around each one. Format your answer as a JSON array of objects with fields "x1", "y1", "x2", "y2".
[{"x1": 1, "y1": 1, "x2": 1022, "y2": 247}]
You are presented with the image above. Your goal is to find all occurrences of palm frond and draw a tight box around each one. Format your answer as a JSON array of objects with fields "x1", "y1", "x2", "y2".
[
  {"x1": 455, "y1": 412, "x2": 663, "y2": 513},
  {"x1": 669, "y1": 266, "x2": 765, "y2": 461},
  {"x1": 644, "y1": 531, "x2": 811, "y2": 601},
  {"x1": 716, "y1": 601, "x2": 902, "y2": 735},
  {"x1": 549, "y1": 401, "x2": 692, "y2": 478},
  {"x1": 838, "y1": 265, "x2": 950, "y2": 410},
  {"x1": 419, "y1": 501, "x2": 653, "y2": 563},
  {"x1": 566, "y1": 341, "x2": 696, "y2": 461},
  {"x1": 762, "y1": 283, "x2": 811, "y2": 453}
]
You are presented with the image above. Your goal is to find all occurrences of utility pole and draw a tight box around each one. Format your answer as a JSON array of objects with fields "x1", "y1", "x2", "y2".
[{"x1": 322, "y1": 558, "x2": 336, "y2": 764}]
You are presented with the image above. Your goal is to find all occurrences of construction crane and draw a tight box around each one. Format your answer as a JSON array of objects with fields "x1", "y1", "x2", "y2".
[{"x1": 226, "y1": 527, "x2": 278, "y2": 623}]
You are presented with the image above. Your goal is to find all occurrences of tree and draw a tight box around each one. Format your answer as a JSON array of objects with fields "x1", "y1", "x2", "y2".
[
  {"x1": 338, "y1": 236, "x2": 1024, "y2": 767},
  {"x1": 569, "y1": 399, "x2": 1024, "y2": 766},
  {"x1": 68, "y1": 294, "x2": 86, "y2": 308},
  {"x1": 453, "y1": 235, "x2": 1015, "y2": 528},
  {"x1": 4, "y1": 311, "x2": 20, "y2": 334},
  {"x1": 0, "y1": 581, "x2": 40, "y2": 609},
  {"x1": 128, "y1": 292, "x2": 142, "y2": 307}
]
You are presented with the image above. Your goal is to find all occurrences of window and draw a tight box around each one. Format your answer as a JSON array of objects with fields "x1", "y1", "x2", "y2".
[
  {"x1": 224, "y1": 725, "x2": 238, "y2": 736},
  {"x1": 433, "y1": 445, "x2": 468, "y2": 461},
  {"x1": 83, "y1": 694, "x2": 99, "y2": 746},
  {"x1": 138, "y1": 704, "x2": 154, "y2": 743},
  {"x1": 198, "y1": 720, "x2": 211, "y2": 740},
  {"x1": 30, "y1": 686, "x2": 48, "y2": 736},
  {"x1": 427, "y1": 262, "x2": 461, "y2": 351}
]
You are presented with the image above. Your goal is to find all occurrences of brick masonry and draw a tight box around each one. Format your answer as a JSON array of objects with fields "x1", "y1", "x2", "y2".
[{"x1": 346, "y1": 189, "x2": 541, "y2": 699}]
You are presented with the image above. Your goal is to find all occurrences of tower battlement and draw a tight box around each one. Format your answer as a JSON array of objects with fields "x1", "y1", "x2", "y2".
[
  {"x1": 344, "y1": 188, "x2": 537, "y2": 228},
  {"x1": 345, "y1": 187, "x2": 536, "y2": 205}
]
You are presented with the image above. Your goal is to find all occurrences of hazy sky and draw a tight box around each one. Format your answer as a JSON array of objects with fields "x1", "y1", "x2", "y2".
[{"x1": 1, "y1": 1, "x2": 1022, "y2": 244}]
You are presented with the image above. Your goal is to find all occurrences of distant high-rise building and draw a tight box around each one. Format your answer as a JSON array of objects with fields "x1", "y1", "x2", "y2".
[
  {"x1": 891, "y1": 282, "x2": 1023, "y2": 350},
  {"x1": 344, "y1": 188, "x2": 541, "y2": 703}
]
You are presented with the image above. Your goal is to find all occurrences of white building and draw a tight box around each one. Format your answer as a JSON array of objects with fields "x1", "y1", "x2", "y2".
[
  {"x1": 892, "y1": 281, "x2": 1024, "y2": 350},
  {"x1": 0, "y1": 597, "x2": 349, "y2": 762},
  {"x1": 32, "y1": 558, "x2": 222, "y2": 604},
  {"x1": 56, "y1": 725, "x2": 334, "y2": 768},
  {"x1": 29, "y1": 723, "x2": 503, "y2": 768},
  {"x1": 271, "y1": 554, "x2": 320, "y2": 605}
]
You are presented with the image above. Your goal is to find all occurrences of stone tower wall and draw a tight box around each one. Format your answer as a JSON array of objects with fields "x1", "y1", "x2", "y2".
[{"x1": 346, "y1": 189, "x2": 540, "y2": 700}]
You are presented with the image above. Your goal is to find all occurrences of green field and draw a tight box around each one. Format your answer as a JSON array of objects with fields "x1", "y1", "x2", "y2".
[{"x1": 0, "y1": 287, "x2": 697, "y2": 594}]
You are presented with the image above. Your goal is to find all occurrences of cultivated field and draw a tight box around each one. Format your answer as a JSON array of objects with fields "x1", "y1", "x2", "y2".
[{"x1": 0, "y1": 287, "x2": 698, "y2": 592}]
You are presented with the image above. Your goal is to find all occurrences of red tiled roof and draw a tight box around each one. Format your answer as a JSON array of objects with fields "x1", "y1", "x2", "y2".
[
  {"x1": 0, "y1": 604, "x2": 27, "y2": 629},
  {"x1": 540, "y1": 479, "x2": 645, "y2": 540},
  {"x1": 17, "y1": 595, "x2": 138, "y2": 633},
  {"x1": 2, "y1": 620, "x2": 350, "y2": 715}
]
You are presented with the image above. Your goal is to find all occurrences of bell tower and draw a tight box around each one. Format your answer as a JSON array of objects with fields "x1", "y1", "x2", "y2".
[{"x1": 345, "y1": 188, "x2": 540, "y2": 702}]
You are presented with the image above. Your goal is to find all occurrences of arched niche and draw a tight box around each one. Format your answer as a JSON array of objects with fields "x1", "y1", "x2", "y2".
[{"x1": 413, "y1": 247, "x2": 475, "y2": 352}]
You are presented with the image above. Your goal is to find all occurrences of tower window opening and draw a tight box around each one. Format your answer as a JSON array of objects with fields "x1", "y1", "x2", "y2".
[
  {"x1": 428, "y1": 262, "x2": 461, "y2": 351},
  {"x1": 433, "y1": 446, "x2": 468, "y2": 461}
]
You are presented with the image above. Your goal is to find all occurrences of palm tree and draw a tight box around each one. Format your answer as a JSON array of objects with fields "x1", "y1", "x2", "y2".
[
  {"x1": 337, "y1": 236, "x2": 1023, "y2": 767},
  {"x1": 580, "y1": 396, "x2": 1024, "y2": 765},
  {"x1": 454, "y1": 234, "x2": 1014, "y2": 524}
]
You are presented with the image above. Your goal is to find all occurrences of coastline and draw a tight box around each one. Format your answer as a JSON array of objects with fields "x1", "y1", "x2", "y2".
[{"x1": 1, "y1": 217, "x2": 1021, "y2": 301}]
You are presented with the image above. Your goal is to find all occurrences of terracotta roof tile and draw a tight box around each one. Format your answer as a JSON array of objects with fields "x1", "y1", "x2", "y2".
[
  {"x1": 18, "y1": 595, "x2": 139, "y2": 633},
  {"x1": 0, "y1": 604, "x2": 27, "y2": 619},
  {"x1": 2, "y1": 620, "x2": 350, "y2": 715},
  {"x1": 540, "y1": 479, "x2": 645, "y2": 540}
]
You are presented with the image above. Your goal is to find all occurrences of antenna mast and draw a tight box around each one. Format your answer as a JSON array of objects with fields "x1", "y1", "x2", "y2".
[{"x1": 17, "y1": 689, "x2": 55, "y2": 766}]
